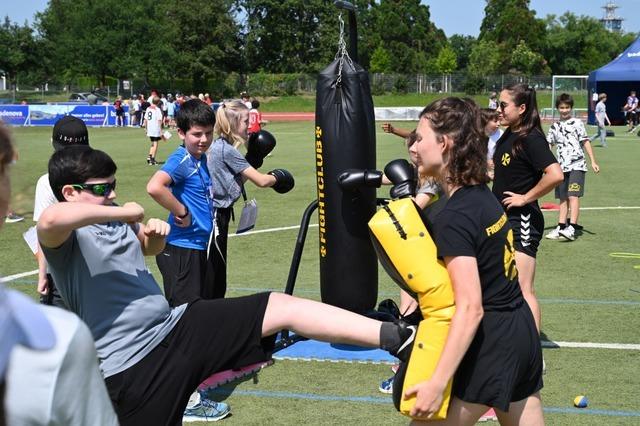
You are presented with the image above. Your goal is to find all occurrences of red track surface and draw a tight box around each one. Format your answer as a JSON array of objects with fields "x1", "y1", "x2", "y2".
[{"x1": 262, "y1": 112, "x2": 315, "y2": 122}]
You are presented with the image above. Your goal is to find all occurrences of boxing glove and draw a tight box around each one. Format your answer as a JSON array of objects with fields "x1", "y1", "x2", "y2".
[
  {"x1": 384, "y1": 159, "x2": 416, "y2": 199},
  {"x1": 268, "y1": 169, "x2": 295, "y2": 193},
  {"x1": 246, "y1": 130, "x2": 276, "y2": 169},
  {"x1": 338, "y1": 169, "x2": 383, "y2": 191}
]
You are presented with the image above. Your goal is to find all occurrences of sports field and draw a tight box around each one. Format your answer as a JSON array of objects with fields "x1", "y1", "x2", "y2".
[{"x1": 2, "y1": 121, "x2": 639, "y2": 425}]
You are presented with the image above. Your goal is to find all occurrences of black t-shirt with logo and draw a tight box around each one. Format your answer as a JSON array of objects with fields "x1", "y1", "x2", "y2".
[
  {"x1": 492, "y1": 128, "x2": 557, "y2": 203},
  {"x1": 432, "y1": 185, "x2": 523, "y2": 310}
]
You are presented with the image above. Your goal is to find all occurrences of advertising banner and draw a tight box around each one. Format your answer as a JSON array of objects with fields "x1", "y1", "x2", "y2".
[{"x1": 0, "y1": 106, "x2": 30, "y2": 126}]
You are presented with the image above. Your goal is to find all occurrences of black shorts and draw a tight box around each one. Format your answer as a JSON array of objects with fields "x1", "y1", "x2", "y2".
[
  {"x1": 105, "y1": 293, "x2": 275, "y2": 426},
  {"x1": 156, "y1": 243, "x2": 215, "y2": 307},
  {"x1": 507, "y1": 205, "x2": 543, "y2": 258},
  {"x1": 453, "y1": 300, "x2": 543, "y2": 411},
  {"x1": 149, "y1": 136, "x2": 161, "y2": 142},
  {"x1": 555, "y1": 170, "x2": 585, "y2": 199}
]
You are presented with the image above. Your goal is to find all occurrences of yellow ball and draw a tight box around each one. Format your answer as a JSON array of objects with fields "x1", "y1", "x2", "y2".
[{"x1": 573, "y1": 395, "x2": 588, "y2": 408}]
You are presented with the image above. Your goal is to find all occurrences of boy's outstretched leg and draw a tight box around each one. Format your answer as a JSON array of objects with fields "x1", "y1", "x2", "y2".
[{"x1": 262, "y1": 293, "x2": 416, "y2": 360}]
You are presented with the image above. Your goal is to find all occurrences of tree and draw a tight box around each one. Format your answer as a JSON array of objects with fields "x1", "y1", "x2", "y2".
[
  {"x1": 467, "y1": 39, "x2": 503, "y2": 76},
  {"x1": 368, "y1": 0, "x2": 446, "y2": 73},
  {"x1": 165, "y1": 0, "x2": 242, "y2": 91},
  {"x1": 435, "y1": 45, "x2": 457, "y2": 74},
  {"x1": 510, "y1": 40, "x2": 548, "y2": 75},
  {"x1": 478, "y1": 0, "x2": 546, "y2": 72},
  {"x1": 543, "y1": 12, "x2": 637, "y2": 75},
  {"x1": 369, "y1": 44, "x2": 392, "y2": 73},
  {"x1": 0, "y1": 17, "x2": 38, "y2": 88},
  {"x1": 448, "y1": 35, "x2": 477, "y2": 71}
]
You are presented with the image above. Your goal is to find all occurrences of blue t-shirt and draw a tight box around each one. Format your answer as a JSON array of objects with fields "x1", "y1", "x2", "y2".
[{"x1": 162, "y1": 145, "x2": 214, "y2": 250}]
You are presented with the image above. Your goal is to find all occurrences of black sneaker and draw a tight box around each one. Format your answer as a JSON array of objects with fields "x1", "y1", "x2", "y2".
[{"x1": 387, "y1": 320, "x2": 417, "y2": 363}]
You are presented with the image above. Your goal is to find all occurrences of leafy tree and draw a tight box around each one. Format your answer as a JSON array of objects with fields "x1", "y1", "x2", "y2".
[
  {"x1": 510, "y1": 40, "x2": 548, "y2": 74},
  {"x1": 0, "y1": 17, "x2": 39, "y2": 88},
  {"x1": 369, "y1": 44, "x2": 392, "y2": 73},
  {"x1": 448, "y1": 34, "x2": 477, "y2": 71},
  {"x1": 164, "y1": 0, "x2": 241, "y2": 91},
  {"x1": 435, "y1": 45, "x2": 457, "y2": 74},
  {"x1": 368, "y1": 0, "x2": 446, "y2": 73},
  {"x1": 543, "y1": 12, "x2": 637, "y2": 75},
  {"x1": 479, "y1": 0, "x2": 546, "y2": 72},
  {"x1": 467, "y1": 39, "x2": 503, "y2": 76}
]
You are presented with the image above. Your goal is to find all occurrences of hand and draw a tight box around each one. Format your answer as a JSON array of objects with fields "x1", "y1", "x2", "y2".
[
  {"x1": 144, "y1": 218, "x2": 171, "y2": 238},
  {"x1": 382, "y1": 123, "x2": 394, "y2": 134},
  {"x1": 592, "y1": 162, "x2": 600, "y2": 173},
  {"x1": 404, "y1": 380, "x2": 446, "y2": 419},
  {"x1": 37, "y1": 275, "x2": 49, "y2": 296},
  {"x1": 502, "y1": 191, "x2": 528, "y2": 209},
  {"x1": 173, "y1": 211, "x2": 191, "y2": 228},
  {"x1": 121, "y1": 202, "x2": 145, "y2": 223}
]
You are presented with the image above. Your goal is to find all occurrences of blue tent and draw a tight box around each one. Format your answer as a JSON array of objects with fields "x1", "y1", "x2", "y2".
[{"x1": 587, "y1": 37, "x2": 640, "y2": 125}]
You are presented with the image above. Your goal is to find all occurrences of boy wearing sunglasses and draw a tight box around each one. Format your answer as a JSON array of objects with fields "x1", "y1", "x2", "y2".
[
  {"x1": 36, "y1": 145, "x2": 416, "y2": 425},
  {"x1": 32, "y1": 115, "x2": 90, "y2": 308}
]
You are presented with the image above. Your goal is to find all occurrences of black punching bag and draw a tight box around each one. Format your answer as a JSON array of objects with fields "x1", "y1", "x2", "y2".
[{"x1": 314, "y1": 56, "x2": 378, "y2": 313}]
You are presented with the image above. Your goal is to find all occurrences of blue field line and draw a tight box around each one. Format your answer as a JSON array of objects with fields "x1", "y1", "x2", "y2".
[{"x1": 208, "y1": 388, "x2": 640, "y2": 417}]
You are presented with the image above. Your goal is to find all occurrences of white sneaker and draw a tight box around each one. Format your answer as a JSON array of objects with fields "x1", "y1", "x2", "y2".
[
  {"x1": 559, "y1": 225, "x2": 576, "y2": 241},
  {"x1": 545, "y1": 226, "x2": 561, "y2": 240}
]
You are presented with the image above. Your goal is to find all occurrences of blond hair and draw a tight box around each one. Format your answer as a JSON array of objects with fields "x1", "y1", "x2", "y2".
[{"x1": 214, "y1": 100, "x2": 249, "y2": 148}]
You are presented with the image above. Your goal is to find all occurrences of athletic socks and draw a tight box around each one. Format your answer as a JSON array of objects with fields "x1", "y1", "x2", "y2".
[
  {"x1": 380, "y1": 321, "x2": 417, "y2": 362},
  {"x1": 558, "y1": 223, "x2": 566, "y2": 230}
]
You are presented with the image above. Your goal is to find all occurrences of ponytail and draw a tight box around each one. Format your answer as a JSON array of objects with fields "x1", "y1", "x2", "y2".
[{"x1": 503, "y1": 83, "x2": 543, "y2": 157}]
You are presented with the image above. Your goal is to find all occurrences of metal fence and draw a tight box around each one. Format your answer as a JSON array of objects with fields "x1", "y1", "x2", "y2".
[{"x1": 0, "y1": 73, "x2": 567, "y2": 103}]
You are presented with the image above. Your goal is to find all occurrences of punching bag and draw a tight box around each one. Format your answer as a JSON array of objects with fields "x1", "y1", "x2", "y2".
[{"x1": 314, "y1": 53, "x2": 378, "y2": 313}]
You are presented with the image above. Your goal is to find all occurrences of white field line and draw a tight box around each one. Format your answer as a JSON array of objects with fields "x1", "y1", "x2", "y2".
[
  {"x1": 542, "y1": 340, "x2": 640, "y2": 350},
  {"x1": 1, "y1": 270, "x2": 39, "y2": 283},
  {"x1": 543, "y1": 206, "x2": 640, "y2": 211}
]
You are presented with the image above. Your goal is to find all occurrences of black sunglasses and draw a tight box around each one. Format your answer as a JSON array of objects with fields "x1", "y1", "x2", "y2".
[{"x1": 70, "y1": 180, "x2": 117, "y2": 197}]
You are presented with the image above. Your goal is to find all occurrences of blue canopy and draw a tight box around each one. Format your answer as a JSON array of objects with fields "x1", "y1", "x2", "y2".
[{"x1": 587, "y1": 37, "x2": 640, "y2": 125}]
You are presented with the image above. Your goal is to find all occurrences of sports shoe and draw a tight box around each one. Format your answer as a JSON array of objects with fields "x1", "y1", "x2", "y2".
[
  {"x1": 379, "y1": 375, "x2": 394, "y2": 394},
  {"x1": 478, "y1": 408, "x2": 498, "y2": 422},
  {"x1": 387, "y1": 320, "x2": 417, "y2": 363},
  {"x1": 4, "y1": 213, "x2": 24, "y2": 223},
  {"x1": 545, "y1": 226, "x2": 561, "y2": 240},
  {"x1": 183, "y1": 392, "x2": 231, "y2": 423},
  {"x1": 559, "y1": 224, "x2": 576, "y2": 241}
]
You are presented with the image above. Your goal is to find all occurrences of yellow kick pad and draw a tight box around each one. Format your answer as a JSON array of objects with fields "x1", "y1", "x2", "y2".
[{"x1": 368, "y1": 198, "x2": 455, "y2": 420}]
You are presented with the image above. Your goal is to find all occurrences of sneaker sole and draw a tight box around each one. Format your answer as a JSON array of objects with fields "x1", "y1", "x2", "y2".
[
  {"x1": 182, "y1": 411, "x2": 231, "y2": 422},
  {"x1": 378, "y1": 386, "x2": 393, "y2": 394},
  {"x1": 559, "y1": 234, "x2": 575, "y2": 241}
]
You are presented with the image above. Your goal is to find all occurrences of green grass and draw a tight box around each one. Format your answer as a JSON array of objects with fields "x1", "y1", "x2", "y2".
[{"x1": 3, "y1": 121, "x2": 639, "y2": 425}]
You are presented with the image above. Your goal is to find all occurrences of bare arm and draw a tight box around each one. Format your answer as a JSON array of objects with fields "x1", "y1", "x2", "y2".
[
  {"x1": 146, "y1": 170, "x2": 191, "y2": 227},
  {"x1": 37, "y1": 202, "x2": 144, "y2": 249},
  {"x1": 35, "y1": 247, "x2": 49, "y2": 295},
  {"x1": 582, "y1": 140, "x2": 600, "y2": 173},
  {"x1": 404, "y1": 256, "x2": 484, "y2": 418},
  {"x1": 241, "y1": 166, "x2": 277, "y2": 188},
  {"x1": 381, "y1": 123, "x2": 411, "y2": 139},
  {"x1": 502, "y1": 162, "x2": 563, "y2": 209},
  {"x1": 134, "y1": 218, "x2": 171, "y2": 256}
]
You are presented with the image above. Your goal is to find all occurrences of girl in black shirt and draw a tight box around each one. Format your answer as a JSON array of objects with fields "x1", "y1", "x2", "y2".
[
  {"x1": 405, "y1": 97, "x2": 544, "y2": 424},
  {"x1": 493, "y1": 84, "x2": 562, "y2": 333}
]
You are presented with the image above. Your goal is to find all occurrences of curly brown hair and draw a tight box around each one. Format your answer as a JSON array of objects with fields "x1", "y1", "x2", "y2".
[{"x1": 419, "y1": 97, "x2": 489, "y2": 187}]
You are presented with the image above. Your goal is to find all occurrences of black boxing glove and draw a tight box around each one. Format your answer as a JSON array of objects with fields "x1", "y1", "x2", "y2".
[
  {"x1": 245, "y1": 130, "x2": 276, "y2": 169},
  {"x1": 384, "y1": 159, "x2": 416, "y2": 199},
  {"x1": 268, "y1": 168, "x2": 295, "y2": 193},
  {"x1": 338, "y1": 169, "x2": 383, "y2": 191}
]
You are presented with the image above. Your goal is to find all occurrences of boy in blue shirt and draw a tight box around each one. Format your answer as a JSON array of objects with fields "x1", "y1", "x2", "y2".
[{"x1": 147, "y1": 99, "x2": 216, "y2": 307}]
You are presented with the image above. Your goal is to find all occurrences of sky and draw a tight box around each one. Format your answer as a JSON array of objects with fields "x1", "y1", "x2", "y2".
[{"x1": 2, "y1": 0, "x2": 639, "y2": 36}]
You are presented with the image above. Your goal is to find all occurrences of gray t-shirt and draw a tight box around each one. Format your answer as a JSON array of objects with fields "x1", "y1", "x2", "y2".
[
  {"x1": 42, "y1": 221, "x2": 186, "y2": 377},
  {"x1": 207, "y1": 137, "x2": 250, "y2": 208}
]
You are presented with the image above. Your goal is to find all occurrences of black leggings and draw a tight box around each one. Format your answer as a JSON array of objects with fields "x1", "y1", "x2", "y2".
[{"x1": 208, "y1": 207, "x2": 233, "y2": 298}]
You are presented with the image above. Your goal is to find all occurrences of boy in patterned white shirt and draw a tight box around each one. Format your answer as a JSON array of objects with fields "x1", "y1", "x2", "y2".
[{"x1": 545, "y1": 93, "x2": 600, "y2": 241}]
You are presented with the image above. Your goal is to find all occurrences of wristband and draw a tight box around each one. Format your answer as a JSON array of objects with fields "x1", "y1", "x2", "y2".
[{"x1": 177, "y1": 206, "x2": 189, "y2": 219}]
